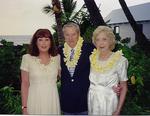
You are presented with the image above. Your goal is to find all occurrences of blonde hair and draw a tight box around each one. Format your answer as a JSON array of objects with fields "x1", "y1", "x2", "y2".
[
  {"x1": 92, "y1": 26, "x2": 116, "y2": 50},
  {"x1": 62, "y1": 22, "x2": 80, "y2": 34}
]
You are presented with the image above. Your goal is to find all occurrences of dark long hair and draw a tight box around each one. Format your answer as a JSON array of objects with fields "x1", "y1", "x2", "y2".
[{"x1": 28, "y1": 29, "x2": 58, "y2": 56}]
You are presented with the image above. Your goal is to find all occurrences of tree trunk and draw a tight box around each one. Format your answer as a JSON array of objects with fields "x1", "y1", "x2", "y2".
[
  {"x1": 83, "y1": 0, "x2": 106, "y2": 26},
  {"x1": 119, "y1": 0, "x2": 150, "y2": 54},
  {"x1": 52, "y1": 0, "x2": 64, "y2": 46},
  {"x1": 55, "y1": 13, "x2": 64, "y2": 46}
]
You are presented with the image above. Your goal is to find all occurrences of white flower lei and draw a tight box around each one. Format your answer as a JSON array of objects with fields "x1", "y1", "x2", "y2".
[{"x1": 63, "y1": 36, "x2": 83, "y2": 68}]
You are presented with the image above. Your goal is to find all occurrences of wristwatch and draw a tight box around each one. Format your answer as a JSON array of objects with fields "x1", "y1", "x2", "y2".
[{"x1": 22, "y1": 106, "x2": 27, "y2": 109}]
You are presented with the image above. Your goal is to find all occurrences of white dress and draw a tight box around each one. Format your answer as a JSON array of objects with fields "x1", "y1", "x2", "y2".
[
  {"x1": 20, "y1": 54, "x2": 61, "y2": 115},
  {"x1": 88, "y1": 53, "x2": 128, "y2": 115}
]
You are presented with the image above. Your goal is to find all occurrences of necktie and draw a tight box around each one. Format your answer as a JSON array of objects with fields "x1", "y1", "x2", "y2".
[
  {"x1": 70, "y1": 49, "x2": 74, "y2": 61},
  {"x1": 69, "y1": 49, "x2": 75, "y2": 77}
]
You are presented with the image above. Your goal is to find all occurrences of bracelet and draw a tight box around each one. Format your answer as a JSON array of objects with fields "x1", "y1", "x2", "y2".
[{"x1": 22, "y1": 106, "x2": 27, "y2": 109}]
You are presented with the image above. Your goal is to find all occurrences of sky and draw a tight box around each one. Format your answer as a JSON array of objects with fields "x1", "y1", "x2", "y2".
[{"x1": 0, "y1": 0, "x2": 150, "y2": 35}]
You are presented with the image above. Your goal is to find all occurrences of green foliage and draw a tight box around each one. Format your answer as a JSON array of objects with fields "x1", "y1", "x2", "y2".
[
  {"x1": 0, "y1": 86, "x2": 21, "y2": 114},
  {"x1": 82, "y1": 26, "x2": 95, "y2": 43},
  {"x1": 57, "y1": 80, "x2": 61, "y2": 94},
  {"x1": 0, "y1": 40, "x2": 27, "y2": 114},
  {"x1": 61, "y1": 0, "x2": 77, "y2": 22},
  {"x1": 0, "y1": 40, "x2": 26, "y2": 89},
  {"x1": 114, "y1": 38, "x2": 150, "y2": 114}
]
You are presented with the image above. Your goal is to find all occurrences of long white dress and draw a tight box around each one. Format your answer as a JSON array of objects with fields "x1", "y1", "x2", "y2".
[
  {"x1": 20, "y1": 54, "x2": 61, "y2": 115},
  {"x1": 88, "y1": 52, "x2": 128, "y2": 115}
]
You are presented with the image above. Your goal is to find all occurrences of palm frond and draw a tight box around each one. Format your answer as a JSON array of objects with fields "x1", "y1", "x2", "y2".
[
  {"x1": 71, "y1": 4, "x2": 88, "y2": 24},
  {"x1": 62, "y1": 0, "x2": 77, "y2": 18},
  {"x1": 42, "y1": 5, "x2": 53, "y2": 14}
]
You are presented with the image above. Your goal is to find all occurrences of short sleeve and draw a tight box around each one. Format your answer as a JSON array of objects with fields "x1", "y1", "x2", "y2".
[
  {"x1": 117, "y1": 57, "x2": 128, "y2": 81},
  {"x1": 20, "y1": 54, "x2": 30, "y2": 72}
]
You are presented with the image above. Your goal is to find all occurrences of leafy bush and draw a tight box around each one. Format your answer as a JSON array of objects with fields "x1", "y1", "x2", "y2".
[
  {"x1": 0, "y1": 40, "x2": 27, "y2": 89},
  {"x1": 0, "y1": 40, "x2": 26, "y2": 114},
  {"x1": 115, "y1": 42, "x2": 150, "y2": 114},
  {"x1": 0, "y1": 86, "x2": 21, "y2": 114}
]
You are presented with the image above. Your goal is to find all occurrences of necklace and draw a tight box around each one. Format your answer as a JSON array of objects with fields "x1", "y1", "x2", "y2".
[
  {"x1": 63, "y1": 36, "x2": 83, "y2": 68},
  {"x1": 90, "y1": 49, "x2": 123, "y2": 73}
]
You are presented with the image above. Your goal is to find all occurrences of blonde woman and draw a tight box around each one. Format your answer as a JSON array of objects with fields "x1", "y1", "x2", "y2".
[{"x1": 88, "y1": 26, "x2": 128, "y2": 115}]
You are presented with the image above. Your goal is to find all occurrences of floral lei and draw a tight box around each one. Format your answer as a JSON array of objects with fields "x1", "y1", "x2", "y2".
[
  {"x1": 90, "y1": 49, "x2": 123, "y2": 73},
  {"x1": 63, "y1": 36, "x2": 83, "y2": 68}
]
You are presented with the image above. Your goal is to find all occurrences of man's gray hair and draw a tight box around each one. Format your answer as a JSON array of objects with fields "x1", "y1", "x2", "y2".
[{"x1": 62, "y1": 22, "x2": 80, "y2": 33}]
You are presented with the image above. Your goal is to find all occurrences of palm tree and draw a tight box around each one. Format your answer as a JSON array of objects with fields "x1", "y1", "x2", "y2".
[
  {"x1": 119, "y1": 0, "x2": 150, "y2": 54},
  {"x1": 43, "y1": 0, "x2": 63, "y2": 46},
  {"x1": 83, "y1": 0, "x2": 106, "y2": 26}
]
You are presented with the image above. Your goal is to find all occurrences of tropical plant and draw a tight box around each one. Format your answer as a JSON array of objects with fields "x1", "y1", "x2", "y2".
[
  {"x1": 0, "y1": 86, "x2": 21, "y2": 114},
  {"x1": 61, "y1": 0, "x2": 77, "y2": 23},
  {"x1": 0, "y1": 40, "x2": 26, "y2": 89},
  {"x1": 114, "y1": 35, "x2": 150, "y2": 114}
]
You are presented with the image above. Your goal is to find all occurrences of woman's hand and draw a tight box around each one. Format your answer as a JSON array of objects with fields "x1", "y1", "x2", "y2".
[
  {"x1": 112, "y1": 110, "x2": 120, "y2": 116},
  {"x1": 22, "y1": 108, "x2": 28, "y2": 115}
]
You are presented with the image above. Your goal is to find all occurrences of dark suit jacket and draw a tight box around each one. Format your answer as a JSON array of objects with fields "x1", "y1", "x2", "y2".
[{"x1": 59, "y1": 42, "x2": 94, "y2": 113}]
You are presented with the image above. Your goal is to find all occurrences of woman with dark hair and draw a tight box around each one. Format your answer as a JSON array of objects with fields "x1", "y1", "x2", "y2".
[{"x1": 20, "y1": 29, "x2": 61, "y2": 115}]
